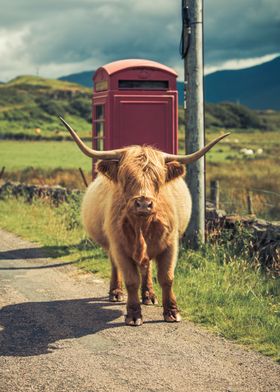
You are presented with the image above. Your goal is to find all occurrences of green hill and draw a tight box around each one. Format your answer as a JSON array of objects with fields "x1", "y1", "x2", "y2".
[
  {"x1": 0, "y1": 75, "x2": 92, "y2": 140},
  {"x1": 179, "y1": 103, "x2": 280, "y2": 132},
  {"x1": 0, "y1": 74, "x2": 279, "y2": 141}
]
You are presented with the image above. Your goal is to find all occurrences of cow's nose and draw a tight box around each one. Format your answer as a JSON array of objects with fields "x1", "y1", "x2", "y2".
[{"x1": 134, "y1": 197, "x2": 154, "y2": 214}]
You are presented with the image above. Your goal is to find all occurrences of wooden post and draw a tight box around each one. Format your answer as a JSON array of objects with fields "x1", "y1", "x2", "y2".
[
  {"x1": 0, "y1": 166, "x2": 5, "y2": 180},
  {"x1": 182, "y1": 0, "x2": 205, "y2": 249},
  {"x1": 210, "y1": 180, "x2": 220, "y2": 209},
  {"x1": 79, "y1": 168, "x2": 88, "y2": 188},
  {"x1": 247, "y1": 191, "x2": 254, "y2": 215}
]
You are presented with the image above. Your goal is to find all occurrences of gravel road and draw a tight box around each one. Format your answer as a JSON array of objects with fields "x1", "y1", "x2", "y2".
[{"x1": 0, "y1": 228, "x2": 279, "y2": 392}]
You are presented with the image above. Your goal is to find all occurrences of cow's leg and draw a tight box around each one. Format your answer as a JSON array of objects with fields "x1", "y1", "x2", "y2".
[
  {"x1": 122, "y1": 260, "x2": 143, "y2": 326},
  {"x1": 140, "y1": 261, "x2": 158, "y2": 305},
  {"x1": 109, "y1": 253, "x2": 124, "y2": 302},
  {"x1": 156, "y1": 245, "x2": 181, "y2": 322}
]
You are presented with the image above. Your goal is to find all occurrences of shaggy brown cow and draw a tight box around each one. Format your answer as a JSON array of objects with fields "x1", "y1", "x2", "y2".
[{"x1": 60, "y1": 117, "x2": 229, "y2": 326}]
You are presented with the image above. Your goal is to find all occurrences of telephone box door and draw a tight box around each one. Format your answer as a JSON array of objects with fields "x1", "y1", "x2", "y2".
[{"x1": 113, "y1": 95, "x2": 176, "y2": 152}]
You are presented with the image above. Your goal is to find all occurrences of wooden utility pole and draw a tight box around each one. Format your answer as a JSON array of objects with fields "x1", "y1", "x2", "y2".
[{"x1": 182, "y1": 0, "x2": 205, "y2": 249}]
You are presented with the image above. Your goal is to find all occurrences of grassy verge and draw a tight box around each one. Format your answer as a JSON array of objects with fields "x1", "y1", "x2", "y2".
[
  {"x1": 0, "y1": 196, "x2": 110, "y2": 280},
  {"x1": 0, "y1": 196, "x2": 279, "y2": 362},
  {"x1": 175, "y1": 247, "x2": 280, "y2": 360}
]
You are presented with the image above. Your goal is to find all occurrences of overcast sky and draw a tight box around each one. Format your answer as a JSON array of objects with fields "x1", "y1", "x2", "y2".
[{"x1": 0, "y1": 0, "x2": 279, "y2": 82}]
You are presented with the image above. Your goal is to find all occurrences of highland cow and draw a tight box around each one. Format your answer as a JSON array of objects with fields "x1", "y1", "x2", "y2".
[{"x1": 60, "y1": 117, "x2": 228, "y2": 326}]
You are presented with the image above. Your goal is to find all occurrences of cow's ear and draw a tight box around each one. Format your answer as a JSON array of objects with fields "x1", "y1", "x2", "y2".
[
  {"x1": 165, "y1": 161, "x2": 186, "y2": 182},
  {"x1": 96, "y1": 160, "x2": 119, "y2": 182}
]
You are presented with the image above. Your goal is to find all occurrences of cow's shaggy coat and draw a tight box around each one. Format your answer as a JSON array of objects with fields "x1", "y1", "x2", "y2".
[{"x1": 82, "y1": 146, "x2": 191, "y2": 325}]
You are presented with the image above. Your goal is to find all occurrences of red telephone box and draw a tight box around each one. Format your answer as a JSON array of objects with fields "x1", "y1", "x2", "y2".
[{"x1": 92, "y1": 59, "x2": 178, "y2": 170}]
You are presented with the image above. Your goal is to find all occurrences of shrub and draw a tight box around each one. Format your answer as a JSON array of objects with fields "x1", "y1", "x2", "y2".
[
  {"x1": 4, "y1": 110, "x2": 30, "y2": 121},
  {"x1": 37, "y1": 99, "x2": 66, "y2": 116},
  {"x1": 205, "y1": 102, "x2": 268, "y2": 129},
  {"x1": 69, "y1": 97, "x2": 91, "y2": 122}
]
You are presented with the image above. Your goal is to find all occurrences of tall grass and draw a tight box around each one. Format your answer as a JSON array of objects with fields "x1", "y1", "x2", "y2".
[
  {"x1": 2, "y1": 168, "x2": 91, "y2": 189},
  {"x1": 175, "y1": 245, "x2": 280, "y2": 360},
  {"x1": 0, "y1": 196, "x2": 279, "y2": 361}
]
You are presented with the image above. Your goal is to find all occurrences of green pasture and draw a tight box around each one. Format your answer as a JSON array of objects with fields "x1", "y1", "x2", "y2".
[
  {"x1": 0, "y1": 140, "x2": 91, "y2": 171},
  {"x1": 1, "y1": 130, "x2": 279, "y2": 169}
]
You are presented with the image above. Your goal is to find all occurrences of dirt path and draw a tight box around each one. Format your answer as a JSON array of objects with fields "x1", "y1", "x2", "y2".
[{"x1": 0, "y1": 228, "x2": 279, "y2": 392}]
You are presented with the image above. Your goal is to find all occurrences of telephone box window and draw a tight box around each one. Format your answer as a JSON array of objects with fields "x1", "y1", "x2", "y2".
[
  {"x1": 95, "y1": 105, "x2": 104, "y2": 120},
  {"x1": 93, "y1": 104, "x2": 105, "y2": 150},
  {"x1": 95, "y1": 122, "x2": 104, "y2": 150},
  {"x1": 118, "y1": 80, "x2": 169, "y2": 90}
]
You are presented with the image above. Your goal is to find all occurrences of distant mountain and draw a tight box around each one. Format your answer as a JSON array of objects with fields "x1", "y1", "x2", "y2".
[
  {"x1": 59, "y1": 56, "x2": 280, "y2": 110},
  {"x1": 59, "y1": 71, "x2": 94, "y2": 89},
  {"x1": 204, "y1": 56, "x2": 280, "y2": 110}
]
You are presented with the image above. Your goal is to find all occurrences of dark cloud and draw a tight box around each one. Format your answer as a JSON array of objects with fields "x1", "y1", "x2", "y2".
[
  {"x1": 20, "y1": 0, "x2": 179, "y2": 65},
  {"x1": 0, "y1": 0, "x2": 279, "y2": 80},
  {"x1": 204, "y1": 0, "x2": 280, "y2": 64}
]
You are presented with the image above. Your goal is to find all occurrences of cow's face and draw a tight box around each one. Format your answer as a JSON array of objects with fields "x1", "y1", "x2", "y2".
[{"x1": 97, "y1": 146, "x2": 185, "y2": 217}]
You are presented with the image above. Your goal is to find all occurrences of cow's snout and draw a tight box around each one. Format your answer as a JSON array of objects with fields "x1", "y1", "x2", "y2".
[{"x1": 134, "y1": 196, "x2": 154, "y2": 215}]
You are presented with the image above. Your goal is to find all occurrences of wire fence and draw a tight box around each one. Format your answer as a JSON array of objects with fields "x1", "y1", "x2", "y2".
[{"x1": 207, "y1": 180, "x2": 280, "y2": 220}]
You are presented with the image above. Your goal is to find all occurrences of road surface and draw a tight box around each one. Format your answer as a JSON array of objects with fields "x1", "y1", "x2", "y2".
[{"x1": 0, "y1": 228, "x2": 279, "y2": 392}]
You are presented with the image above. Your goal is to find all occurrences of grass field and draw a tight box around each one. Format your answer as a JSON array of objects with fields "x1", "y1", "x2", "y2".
[
  {"x1": 0, "y1": 140, "x2": 91, "y2": 170},
  {"x1": 1, "y1": 130, "x2": 279, "y2": 169},
  {"x1": 0, "y1": 196, "x2": 279, "y2": 362}
]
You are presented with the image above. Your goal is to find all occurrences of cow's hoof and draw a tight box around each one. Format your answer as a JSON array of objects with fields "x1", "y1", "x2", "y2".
[
  {"x1": 109, "y1": 290, "x2": 124, "y2": 302},
  {"x1": 125, "y1": 316, "x2": 143, "y2": 326},
  {"x1": 142, "y1": 292, "x2": 158, "y2": 306},
  {"x1": 125, "y1": 304, "x2": 143, "y2": 326},
  {"x1": 163, "y1": 309, "x2": 182, "y2": 322}
]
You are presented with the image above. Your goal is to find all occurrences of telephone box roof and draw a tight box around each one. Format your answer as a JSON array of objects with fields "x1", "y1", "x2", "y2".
[{"x1": 98, "y1": 59, "x2": 178, "y2": 77}]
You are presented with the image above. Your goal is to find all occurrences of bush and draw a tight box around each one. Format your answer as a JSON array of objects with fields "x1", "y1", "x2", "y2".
[
  {"x1": 57, "y1": 192, "x2": 83, "y2": 230},
  {"x1": 69, "y1": 97, "x2": 91, "y2": 121},
  {"x1": 225, "y1": 103, "x2": 265, "y2": 129},
  {"x1": 37, "y1": 99, "x2": 66, "y2": 116},
  {"x1": 205, "y1": 102, "x2": 268, "y2": 129},
  {"x1": 4, "y1": 110, "x2": 30, "y2": 121}
]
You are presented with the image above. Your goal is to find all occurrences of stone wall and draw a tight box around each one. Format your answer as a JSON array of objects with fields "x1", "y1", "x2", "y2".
[
  {"x1": 0, "y1": 182, "x2": 81, "y2": 205},
  {"x1": 206, "y1": 203, "x2": 280, "y2": 274}
]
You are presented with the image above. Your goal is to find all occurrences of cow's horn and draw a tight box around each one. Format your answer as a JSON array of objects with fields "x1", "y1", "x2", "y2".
[
  {"x1": 163, "y1": 133, "x2": 230, "y2": 163},
  {"x1": 59, "y1": 116, "x2": 123, "y2": 160}
]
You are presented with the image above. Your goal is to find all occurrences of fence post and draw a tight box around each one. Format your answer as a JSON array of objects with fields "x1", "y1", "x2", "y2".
[
  {"x1": 210, "y1": 180, "x2": 220, "y2": 209},
  {"x1": 79, "y1": 168, "x2": 88, "y2": 188},
  {"x1": 0, "y1": 166, "x2": 5, "y2": 180},
  {"x1": 247, "y1": 191, "x2": 254, "y2": 215}
]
